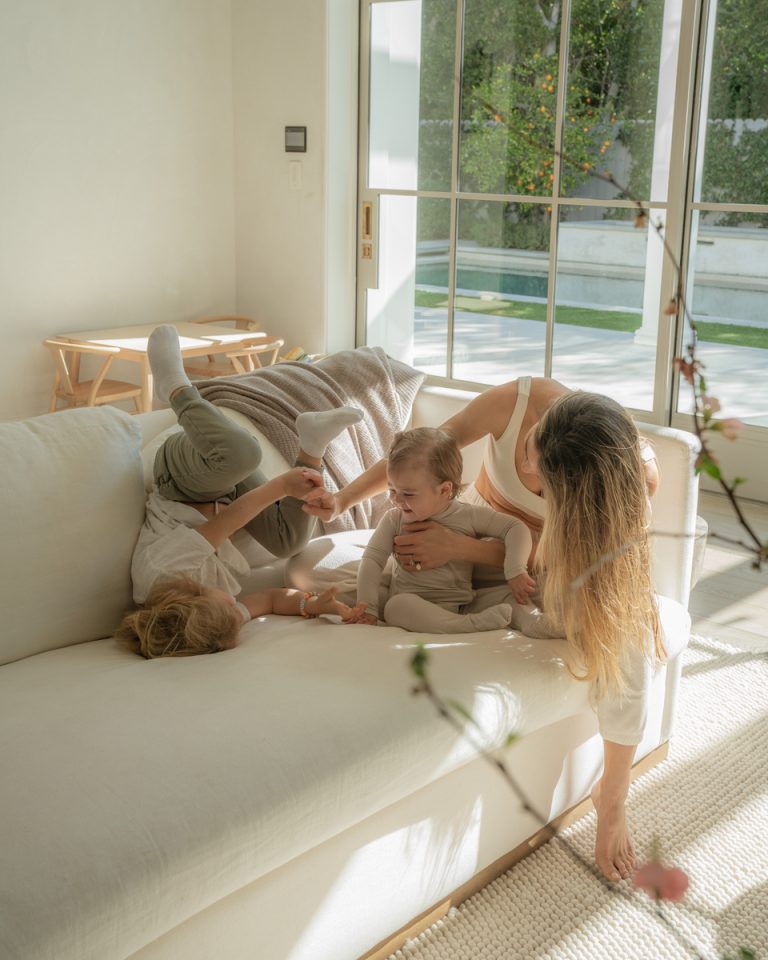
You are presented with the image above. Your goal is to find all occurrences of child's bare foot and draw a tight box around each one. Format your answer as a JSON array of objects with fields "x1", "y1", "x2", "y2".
[{"x1": 591, "y1": 781, "x2": 636, "y2": 881}]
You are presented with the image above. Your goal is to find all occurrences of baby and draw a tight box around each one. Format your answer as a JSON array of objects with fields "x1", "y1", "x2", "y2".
[{"x1": 345, "y1": 427, "x2": 535, "y2": 633}]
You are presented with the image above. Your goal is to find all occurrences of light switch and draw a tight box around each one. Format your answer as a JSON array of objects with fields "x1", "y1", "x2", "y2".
[
  {"x1": 288, "y1": 160, "x2": 302, "y2": 191},
  {"x1": 285, "y1": 126, "x2": 307, "y2": 152}
]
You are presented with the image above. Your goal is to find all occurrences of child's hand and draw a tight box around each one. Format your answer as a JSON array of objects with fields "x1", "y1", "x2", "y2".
[
  {"x1": 508, "y1": 571, "x2": 536, "y2": 605},
  {"x1": 283, "y1": 467, "x2": 325, "y2": 500},
  {"x1": 337, "y1": 601, "x2": 372, "y2": 623},
  {"x1": 301, "y1": 486, "x2": 341, "y2": 522},
  {"x1": 309, "y1": 586, "x2": 353, "y2": 617},
  {"x1": 342, "y1": 605, "x2": 378, "y2": 625}
]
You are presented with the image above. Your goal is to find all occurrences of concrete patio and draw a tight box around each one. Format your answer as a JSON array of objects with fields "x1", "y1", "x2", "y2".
[{"x1": 412, "y1": 308, "x2": 768, "y2": 427}]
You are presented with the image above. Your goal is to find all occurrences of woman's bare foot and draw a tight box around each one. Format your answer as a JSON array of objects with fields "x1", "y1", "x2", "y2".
[{"x1": 591, "y1": 781, "x2": 636, "y2": 881}]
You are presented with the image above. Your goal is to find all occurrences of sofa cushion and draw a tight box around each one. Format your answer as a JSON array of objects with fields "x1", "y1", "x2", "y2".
[
  {"x1": 0, "y1": 588, "x2": 689, "y2": 960},
  {"x1": 0, "y1": 407, "x2": 145, "y2": 665},
  {"x1": 0, "y1": 618, "x2": 584, "y2": 960}
]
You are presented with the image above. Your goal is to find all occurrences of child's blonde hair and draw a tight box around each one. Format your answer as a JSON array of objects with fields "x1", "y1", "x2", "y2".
[
  {"x1": 116, "y1": 576, "x2": 240, "y2": 659},
  {"x1": 388, "y1": 427, "x2": 464, "y2": 498}
]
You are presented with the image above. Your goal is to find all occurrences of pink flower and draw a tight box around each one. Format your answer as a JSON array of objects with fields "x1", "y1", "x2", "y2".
[
  {"x1": 673, "y1": 357, "x2": 696, "y2": 385},
  {"x1": 633, "y1": 860, "x2": 689, "y2": 902},
  {"x1": 720, "y1": 418, "x2": 743, "y2": 440},
  {"x1": 702, "y1": 395, "x2": 721, "y2": 413}
]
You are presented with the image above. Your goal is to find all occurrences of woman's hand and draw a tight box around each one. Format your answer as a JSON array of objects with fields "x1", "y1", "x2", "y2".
[
  {"x1": 301, "y1": 486, "x2": 341, "y2": 523},
  {"x1": 393, "y1": 520, "x2": 466, "y2": 571}
]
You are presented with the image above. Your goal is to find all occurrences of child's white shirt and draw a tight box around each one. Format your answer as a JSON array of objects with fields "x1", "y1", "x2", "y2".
[{"x1": 131, "y1": 490, "x2": 250, "y2": 603}]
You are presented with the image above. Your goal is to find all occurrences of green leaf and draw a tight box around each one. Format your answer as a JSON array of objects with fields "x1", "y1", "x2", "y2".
[
  {"x1": 696, "y1": 457, "x2": 722, "y2": 481},
  {"x1": 410, "y1": 644, "x2": 429, "y2": 679},
  {"x1": 504, "y1": 731, "x2": 519, "y2": 748},
  {"x1": 732, "y1": 477, "x2": 747, "y2": 487}
]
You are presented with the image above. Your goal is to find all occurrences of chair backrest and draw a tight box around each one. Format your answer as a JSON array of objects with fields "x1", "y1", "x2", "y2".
[
  {"x1": 226, "y1": 337, "x2": 285, "y2": 372},
  {"x1": 191, "y1": 314, "x2": 261, "y2": 331}
]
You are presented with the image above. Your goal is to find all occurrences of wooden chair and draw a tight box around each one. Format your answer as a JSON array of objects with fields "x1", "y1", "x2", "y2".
[
  {"x1": 43, "y1": 339, "x2": 143, "y2": 413},
  {"x1": 183, "y1": 315, "x2": 284, "y2": 378}
]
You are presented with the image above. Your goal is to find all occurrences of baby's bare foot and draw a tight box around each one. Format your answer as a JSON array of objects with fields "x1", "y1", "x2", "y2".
[{"x1": 592, "y1": 781, "x2": 636, "y2": 882}]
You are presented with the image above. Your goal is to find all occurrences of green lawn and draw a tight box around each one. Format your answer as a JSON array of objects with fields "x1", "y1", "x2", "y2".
[{"x1": 414, "y1": 290, "x2": 768, "y2": 349}]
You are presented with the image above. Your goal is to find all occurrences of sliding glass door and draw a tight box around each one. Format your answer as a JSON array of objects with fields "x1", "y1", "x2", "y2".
[{"x1": 357, "y1": 0, "x2": 768, "y2": 496}]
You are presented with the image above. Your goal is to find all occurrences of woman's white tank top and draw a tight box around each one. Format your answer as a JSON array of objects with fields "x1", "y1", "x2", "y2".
[{"x1": 462, "y1": 377, "x2": 547, "y2": 532}]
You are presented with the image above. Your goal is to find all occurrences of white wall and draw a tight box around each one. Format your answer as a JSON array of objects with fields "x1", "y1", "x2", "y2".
[
  {"x1": 231, "y1": 0, "x2": 357, "y2": 358},
  {"x1": 0, "y1": 0, "x2": 236, "y2": 419},
  {"x1": 0, "y1": 0, "x2": 359, "y2": 421}
]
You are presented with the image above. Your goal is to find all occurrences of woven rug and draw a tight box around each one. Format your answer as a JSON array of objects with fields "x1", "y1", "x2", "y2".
[{"x1": 388, "y1": 637, "x2": 768, "y2": 960}]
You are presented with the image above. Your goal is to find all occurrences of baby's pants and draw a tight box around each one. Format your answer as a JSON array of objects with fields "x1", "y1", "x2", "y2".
[
  {"x1": 152, "y1": 386, "x2": 315, "y2": 557},
  {"x1": 383, "y1": 593, "x2": 511, "y2": 634}
]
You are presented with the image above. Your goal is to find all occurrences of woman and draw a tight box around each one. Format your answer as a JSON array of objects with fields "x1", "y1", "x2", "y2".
[{"x1": 303, "y1": 376, "x2": 662, "y2": 883}]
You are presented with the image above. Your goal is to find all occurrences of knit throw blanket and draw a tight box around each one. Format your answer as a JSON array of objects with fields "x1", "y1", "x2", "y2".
[{"x1": 196, "y1": 346, "x2": 426, "y2": 531}]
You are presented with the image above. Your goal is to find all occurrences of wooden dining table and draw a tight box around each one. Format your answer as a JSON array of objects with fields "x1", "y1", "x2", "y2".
[{"x1": 55, "y1": 321, "x2": 272, "y2": 414}]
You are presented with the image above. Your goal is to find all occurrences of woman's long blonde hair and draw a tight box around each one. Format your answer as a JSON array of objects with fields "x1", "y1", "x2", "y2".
[
  {"x1": 116, "y1": 576, "x2": 239, "y2": 659},
  {"x1": 535, "y1": 392, "x2": 663, "y2": 698}
]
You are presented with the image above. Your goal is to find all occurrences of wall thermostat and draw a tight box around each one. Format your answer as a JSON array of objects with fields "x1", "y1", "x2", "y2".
[{"x1": 285, "y1": 126, "x2": 307, "y2": 153}]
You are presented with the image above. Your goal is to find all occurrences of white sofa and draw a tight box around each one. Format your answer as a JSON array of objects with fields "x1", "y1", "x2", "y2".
[{"x1": 0, "y1": 384, "x2": 699, "y2": 960}]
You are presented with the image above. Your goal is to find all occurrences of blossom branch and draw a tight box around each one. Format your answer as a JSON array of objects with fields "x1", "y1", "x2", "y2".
[{"x1": 478, "y1": 99, "x2": 767, "y2": 570}]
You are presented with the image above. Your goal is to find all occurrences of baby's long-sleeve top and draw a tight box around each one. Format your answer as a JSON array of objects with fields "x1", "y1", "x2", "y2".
[{"x1": 357, "y1": 499, "x2": 532, "y2": 617}]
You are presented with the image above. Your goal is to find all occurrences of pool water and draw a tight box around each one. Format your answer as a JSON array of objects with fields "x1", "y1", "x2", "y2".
[{"x1": 416, "y1": 264, "x2": 548, "y2": 298}]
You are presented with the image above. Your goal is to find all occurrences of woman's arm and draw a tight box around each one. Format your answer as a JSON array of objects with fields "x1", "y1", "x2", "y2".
[
  {"x1": 196, "y1": 468, "x2": 323, "y2": 549},
  {"x1": 303, "y1": 381, "x2": 525, "y2": 523}
]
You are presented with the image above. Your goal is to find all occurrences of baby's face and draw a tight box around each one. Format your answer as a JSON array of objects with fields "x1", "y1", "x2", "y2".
[{"x1": 387, "y1": 463, "x2": 452, "y2": 522}]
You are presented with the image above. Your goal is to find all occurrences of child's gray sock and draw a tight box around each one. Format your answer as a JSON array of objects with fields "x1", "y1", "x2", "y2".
[
  {"x1": 466, "y1": 603, "x2": 513, "y2": 631},
  {"x1": 147, "y1": 325, "x2": 192, "y2": 403},
  {"x1": 296, "y1": 407, "x2": 364, "y2": 459}
]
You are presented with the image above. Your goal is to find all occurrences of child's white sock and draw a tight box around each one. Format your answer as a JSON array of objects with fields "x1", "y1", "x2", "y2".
[
  {"x1": 148, "y1": 325, "x2": 192, "y2": 403},
  {"x1": 296, "y1": 407, "x2": 364, "y2": 458}
]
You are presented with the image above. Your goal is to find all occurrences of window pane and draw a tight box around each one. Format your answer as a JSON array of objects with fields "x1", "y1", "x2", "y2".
[
  {"x1": 698, "y1": 0, "x2": 768, "y2": 205},
  {"x1": 414, "y1": 199, "x2": 452, "y2": 376},
  {"x1": 551, "y1": 206, "x2": 660, "y2": 411},
  {"x1": 459, "y1": 0, "x2": 559, "y2": 196},
  {"x1": 677, "y1": 212, "x2": 768, "y2": 425},
  {"x1": 451, "y1": 200, "x2": 549, "y2": 383},
  {"x1": 369, "y1": 1, "x2": 423, "y2": 190},
  {"x1": 562, "y1": 0, "x2": 666, "y2": 202},
  {"x1": 418, "y1": 0, "x2": 457, "y2": 192},
  {"x1": 370, "y1": 196, "x2": 451, "y2": 376}
]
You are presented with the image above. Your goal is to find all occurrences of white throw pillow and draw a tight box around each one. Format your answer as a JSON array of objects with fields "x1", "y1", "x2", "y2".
[
  {"x1": 285, "y1": 530, "x2": 379, "y2": 606},
  {"x1": 0, "y1": 407, "x2": 145, "y2": 665}
]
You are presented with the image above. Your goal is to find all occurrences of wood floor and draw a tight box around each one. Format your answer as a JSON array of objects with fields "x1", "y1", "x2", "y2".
[{"x1": 690, "y1": 490, "x2": 768, "y2": 653}]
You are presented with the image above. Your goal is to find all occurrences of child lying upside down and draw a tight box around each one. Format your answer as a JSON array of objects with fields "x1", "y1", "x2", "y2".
[{"x1": 119, "y1": 324, "x2": 365, "y2": 658}]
